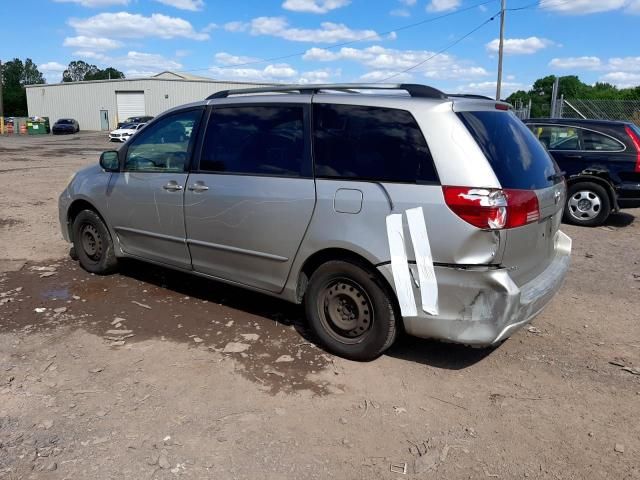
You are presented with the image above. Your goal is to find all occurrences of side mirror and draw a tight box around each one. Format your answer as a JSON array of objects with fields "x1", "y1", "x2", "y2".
[{"x1": 99, "y1": 150, "x2": 119, "y2": 171}]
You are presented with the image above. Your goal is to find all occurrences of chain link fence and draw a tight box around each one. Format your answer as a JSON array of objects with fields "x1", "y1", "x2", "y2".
[{"x1": 555, "y1": 99, "x2": 640, "y2": 126}]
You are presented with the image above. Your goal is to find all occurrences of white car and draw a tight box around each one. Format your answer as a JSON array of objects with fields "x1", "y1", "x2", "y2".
[{"x1": 109, "y1": 123, "x2": 146, "y2": 143}]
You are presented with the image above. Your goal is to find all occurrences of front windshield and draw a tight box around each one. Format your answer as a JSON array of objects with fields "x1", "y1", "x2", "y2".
[{"x1": 58, "y1": 119, "x2": 72, "y2": 124}]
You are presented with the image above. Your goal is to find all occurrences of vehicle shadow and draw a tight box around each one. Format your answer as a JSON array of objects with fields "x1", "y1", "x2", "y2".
[
  {"x1": 120, "y1": 258, "x2": 493, "y2": 369},
  {"x1": 604, "y1": 211, "x2": 635, "y2": 228},
  {"x1": 386, "y1": 335, "x2": 495, "y2": 370}
]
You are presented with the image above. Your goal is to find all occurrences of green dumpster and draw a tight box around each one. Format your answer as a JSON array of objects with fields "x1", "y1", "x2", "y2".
[{"x1": 27, "y1": 117, "x2": 50, "y2": 135}]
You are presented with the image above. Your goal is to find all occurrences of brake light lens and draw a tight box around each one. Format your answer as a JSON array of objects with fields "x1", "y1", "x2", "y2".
[
  {"x1": 624, "y1": 125, "x2": 640, "y2": 173},
  {"x1": 443, "y1": 186, "x2": 540, "y2": 230}
]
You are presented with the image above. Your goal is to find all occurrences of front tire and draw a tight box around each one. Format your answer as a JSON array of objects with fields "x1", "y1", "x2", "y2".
[
  {"x1": 72, "y1": 210, "x2": 118, "y2": 274},
  {"x1": 564, "y1": 182, "x2": 611, "y2": 227},
  {"x1": 304, "y1": 260, "x2": 398, "y2": 361}
]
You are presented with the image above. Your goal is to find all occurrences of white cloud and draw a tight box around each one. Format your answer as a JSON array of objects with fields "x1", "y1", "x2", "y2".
[
  {"x1": 486, "y1": 37, "x2": 553, "y2": 55},
  {"x1": 264, "y1": 64, "x2": 298, "y2": 78},
  {"x1": 39, "y1": 62, "x2": 67, "y2": 72},
  {"x1": 607, "y1": 56, "x2": 640, "y2": 71},
  {"x1": 599, "y1": 71, "x2": 640, "y2": 88},
  {"x1": 54, "y1": 0, "x2": 129, "y2": 6},
  {"x1": 73, "y1": 50, "x2": 109, "y2": 61},
  {"x1": 121, "y1": 51, "x2": 182, "y2": 71},
  {"x1": 175, "y1": 49, "x2": 191, "y2": 58},
  {"x1": 298, "y1": 68, "x2": 339, "y2": 83},
  {"x1": 549, "y1": 56, "x2": 602, "y2": 70},
  {"x1": 282, "y1": 0, "x2": 350, "y2": 14},
  {"x1": 540, "y1": 0, "x2": 628, "y2": 14},
  {"x1": 303, "y1": 45, "x2": 488, "y2": 80},
  {"x1": 245, "y1": 16, "x2": 380, "y2": 43},
  {"x1": 360, "y1": 70, "x2": 413, "y2": 82},
  {"x1": 69, "y1": 12, "x2": 209, "y2": 40},
  {"x1": 627, "y1": 0, "x2": 640, "y2": 12},
  {"x1": 214, "y1": 52, "x2": 260, "y2": 66},
  {"x1": 390, "y1": 8, "x2": 411, "y2": 16},
  {"x1": 426, "y1": 0, "x2": 460, "y2": 12},
  {"x1": 63, "y1": 36, "x2": 122, "y2": 50},
  {"x1": 223, "y1": 21, "x2": 248, "y2": 32},
  {"x1": 154, "y1": 0, "x2": 204, "y2": 11},
  {"x1": 454, "y1": 80, "x2": 526, "y2": 98},
  {"x1": 400, "y1": 0, "x2": 417, "y2": 5},
  {"x1": 209, "y1": 64, "x2": 295, "y2": 82}
]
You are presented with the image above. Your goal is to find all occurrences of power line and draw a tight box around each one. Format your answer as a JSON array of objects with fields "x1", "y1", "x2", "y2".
[
  {"x1": 378, "y1": 11, "x2": 501, "y2": 83},
  {"x1": 175, "y1": 0, "x2": 499, "y2": 73}
]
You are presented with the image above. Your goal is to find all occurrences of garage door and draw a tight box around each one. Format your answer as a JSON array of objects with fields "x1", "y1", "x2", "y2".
[{"x1": 116, "y1": 91, "x2": 145, "y2": 123}]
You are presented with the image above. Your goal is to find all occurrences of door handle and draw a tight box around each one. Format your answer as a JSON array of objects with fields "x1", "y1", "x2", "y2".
[
  {"x1": 163, "y1": 182, "x2": 183, "y2": 192},
  {"x1": 188, "y1": 183, "x2": 209, "y2": 193}
]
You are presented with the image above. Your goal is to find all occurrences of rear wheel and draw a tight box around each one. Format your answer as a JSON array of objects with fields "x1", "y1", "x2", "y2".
[
  {"x1": 304, "y1": 260, "x2": 397, "y2": 361},
  {"x1": 564, "y1": 182, "x2": 611, "y2": 227},
  {"x1": 72, "y1": 210, "x2": 118, "y2": 274}
]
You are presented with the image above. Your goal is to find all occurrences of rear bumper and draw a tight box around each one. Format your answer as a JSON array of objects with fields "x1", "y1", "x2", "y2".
[{"x1": 378, "y1": 230, "x2": 572, "y2": 346}]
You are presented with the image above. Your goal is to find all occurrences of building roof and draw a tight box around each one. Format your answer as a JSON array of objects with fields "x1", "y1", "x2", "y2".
[{"x1": 152, "y1": 71, "x2": 215, "y2": 81}]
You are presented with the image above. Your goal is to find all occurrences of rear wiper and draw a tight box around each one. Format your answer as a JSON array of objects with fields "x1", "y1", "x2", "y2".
[{"x1": 548, "y1": 171, "x2": 566, "y2": 182}]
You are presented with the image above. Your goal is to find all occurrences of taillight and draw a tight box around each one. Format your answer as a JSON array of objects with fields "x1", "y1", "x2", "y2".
[
  {"x1": 443, "y1": 186, "x2": 540, "y2": 230},
  {"x1": 624, "y1": 125, "x2": 640, "y2": 173}
]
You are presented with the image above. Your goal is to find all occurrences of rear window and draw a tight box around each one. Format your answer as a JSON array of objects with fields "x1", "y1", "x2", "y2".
[{"x1": 458, "y1": 111, "x2": 560, "y2": 190}]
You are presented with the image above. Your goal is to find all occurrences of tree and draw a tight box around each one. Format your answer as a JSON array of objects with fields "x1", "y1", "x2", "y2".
[
  {"x1": 62, "y1": 60, "x2": 98, "y2": 82},
  {"x1": 84, "y1": 67, "x2": 125, "y2": 81},
  {"x1": 507, "y1": 74, "x2": 640, "y2": 118},
  {"x1": 1, "y1": 57, "x2": 45, "y2": 116}
]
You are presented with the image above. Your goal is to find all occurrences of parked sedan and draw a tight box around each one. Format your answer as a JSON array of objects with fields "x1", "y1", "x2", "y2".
[
  {"x1": 117, "y1": 116, "x2": 153, "y2": 129},
  {"x1": 526, "y1": 118, "x2": 640, "y2": 226},
  {"x1": 109, "y1": 123, "x2": 146, "y2": 143},
  {"x1": 52, "y1": 118, "x2": 80, "y2": 135}
]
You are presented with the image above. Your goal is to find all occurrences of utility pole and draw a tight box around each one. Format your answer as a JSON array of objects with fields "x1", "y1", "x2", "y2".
[
  {"x1": 0, "y1": 60, "x2": 4, "y2": 134},
  {"x1": 495, "y1": 0, "x2": 506, "y2": 101}
]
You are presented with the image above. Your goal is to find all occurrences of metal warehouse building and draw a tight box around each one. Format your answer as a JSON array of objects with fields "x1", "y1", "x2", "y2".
[{"x1": 26, "y1": 71, "x2": 271, "y2": 131}]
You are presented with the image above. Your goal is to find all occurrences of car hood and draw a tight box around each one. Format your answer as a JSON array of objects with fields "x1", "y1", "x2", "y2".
[{"x1": 110, "y1": 129, "x2": 135, "y2": 134}]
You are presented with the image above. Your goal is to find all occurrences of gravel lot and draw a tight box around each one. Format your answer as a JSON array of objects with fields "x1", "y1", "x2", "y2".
[{"x1": 1, "y1": 132, "x2": 639, "y2": 479}]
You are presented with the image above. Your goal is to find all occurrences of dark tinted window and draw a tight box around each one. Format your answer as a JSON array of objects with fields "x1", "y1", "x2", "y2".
[
  {"x1": 200, "y1": 106, "x2": 305, "y2": 177},
  {"x1": 313, "y1": 104, "x2": 438, "y2": 183},
  {"x1": 458, "y1": 111, "x2": 559, "y2": 190},
  {"x1": 581, "y1": 130, "x2": 623, "y2": 151}
]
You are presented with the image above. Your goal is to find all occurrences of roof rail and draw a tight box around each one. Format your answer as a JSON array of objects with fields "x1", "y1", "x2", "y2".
[
  {"x1": 207, "y1": 83, "x2": 448, "y2": 100},
  {"x1": 448, "y1": 93, "x2": 494, "y2": 100}
]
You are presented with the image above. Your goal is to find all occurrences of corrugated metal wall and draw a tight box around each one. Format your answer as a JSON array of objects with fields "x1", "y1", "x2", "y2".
[{"x1": 26, "y1": 78, "x2": 271, "y2": 131}]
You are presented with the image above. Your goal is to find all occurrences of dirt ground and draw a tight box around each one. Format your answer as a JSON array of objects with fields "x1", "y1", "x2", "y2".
[{"x1": 0, "y1": 132, "x2": 639, "y2": 480}]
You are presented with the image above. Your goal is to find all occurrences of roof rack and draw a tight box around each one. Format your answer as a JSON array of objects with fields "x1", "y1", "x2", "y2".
[
  {"x1": 207, "y1": 83, "x2": 448, "y2": 100},
  {"x1": 448, "y1": 94, "x2": 495, "y2": 100}
]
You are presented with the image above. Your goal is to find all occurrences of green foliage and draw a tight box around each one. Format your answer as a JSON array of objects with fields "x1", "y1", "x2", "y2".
[
  {"x1": 63, "y1": 61, "x2": 125, "y2": 82},
  {"x1": 1, "y1": 57, "x2": 45, "y2": 116},
  {"x1": 507, "y1": 75, "x2": 640, "y2": 118}
]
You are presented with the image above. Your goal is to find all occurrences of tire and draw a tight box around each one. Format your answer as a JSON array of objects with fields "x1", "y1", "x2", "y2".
[
  {"x1": 563, "y1": 182, "x2": 611, "y2": 227},
  {"x1": 304, "y1": 260, "x2": 398, "y2": 361},
  {"x1": 71, "y1": 209, "x2": 118, "y2": 274}
]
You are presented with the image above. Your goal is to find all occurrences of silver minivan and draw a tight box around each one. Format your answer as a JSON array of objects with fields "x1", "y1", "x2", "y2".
[{"x1": 59, "y1": 84, "x2": 571, "y2": 360}]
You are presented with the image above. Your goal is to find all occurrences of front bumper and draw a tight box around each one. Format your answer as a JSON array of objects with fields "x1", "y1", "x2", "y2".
[{"x1": 378, "y1": 230, "x2": 572, "y2": 346}]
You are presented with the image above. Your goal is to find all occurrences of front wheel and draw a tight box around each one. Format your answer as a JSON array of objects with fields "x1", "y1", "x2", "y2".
[
  {"x1": 72, "y1": 210, "x2": 118, "y2": 274},
  {"x1": 304, "y1": 260, "x2": 398, "y2": 361},
  {"x1": 564, "y1": 182, "x2": 611, "y2": 227}
]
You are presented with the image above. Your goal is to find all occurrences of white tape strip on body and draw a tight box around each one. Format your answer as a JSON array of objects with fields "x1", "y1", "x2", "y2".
[
  {"x1": 406, "y1": 207, "x2": 439, "y2": 315},
  {"x1": 385, "y1": 214, "x2": 417, "y2": 317}
]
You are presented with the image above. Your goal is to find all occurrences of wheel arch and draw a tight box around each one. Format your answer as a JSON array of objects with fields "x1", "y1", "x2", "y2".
[
  {"x1": 566, "y1": 174, "x2": 617, "y2": 211},
  {"x1": 66, "y1": 198, "x2": 111, "y2": 241},
  {"x1": 295, "y1": 248, "x2": 398, "y2": 313}
]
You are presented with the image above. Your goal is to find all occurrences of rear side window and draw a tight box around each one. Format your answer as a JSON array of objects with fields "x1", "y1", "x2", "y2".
[
  {"x1": 529, "y1": 125, "x2": 580, "y2": 151},
  {"x1": 313, "y1": 104, "x2": 438, "y2": 183},
  {"x1": 581, "y1": 130, "x2": 624, "y2": 151},
  {"x1": 200, "y1": 106, "x2": 306, "y2": 177},
  {"x1": 458, "y1": 111, "x2": 559, "y2": 190}
]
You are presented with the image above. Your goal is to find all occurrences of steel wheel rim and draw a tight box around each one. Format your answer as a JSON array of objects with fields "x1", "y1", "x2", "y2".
[
  {"x1": 568, "y1": 190, "x2": 601, "y2": 221},
  {"x1": 318, "y1": 278, "x2": 374, "y2": 345},
  {"x1": 80, "y1": 223, "x2": 103, "y2": 261}
]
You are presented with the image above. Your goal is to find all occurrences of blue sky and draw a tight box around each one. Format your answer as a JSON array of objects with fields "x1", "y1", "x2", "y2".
[{"x1": 2, "y1": 0, "x2": 640, "y2": 96}]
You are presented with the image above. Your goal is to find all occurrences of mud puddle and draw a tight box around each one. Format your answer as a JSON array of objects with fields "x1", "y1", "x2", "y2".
[{"x1": 0, "y1": 259, "x2": 338, "y2": 395}]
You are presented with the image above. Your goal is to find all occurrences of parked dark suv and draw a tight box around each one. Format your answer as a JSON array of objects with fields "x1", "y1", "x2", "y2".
[
  {"x1": 117, "y1": 116, "x2": 154, "y2": 128},
  {"x1": 525, "y1": 118, "x2": 640, "y2": 226}
]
